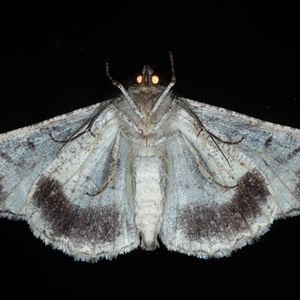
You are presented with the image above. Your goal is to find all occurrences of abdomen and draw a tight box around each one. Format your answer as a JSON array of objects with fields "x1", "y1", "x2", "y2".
[{"x1": 132, "y1": 153, "x2": 167, "y2": 250}]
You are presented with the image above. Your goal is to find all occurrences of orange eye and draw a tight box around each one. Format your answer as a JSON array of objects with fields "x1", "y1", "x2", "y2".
[
  {"x1": 151, "y1": 75, "x2": 159, "y2": 84},
  {"x1": 136, "y1": 75, "x2": 142, "y2": 84}
]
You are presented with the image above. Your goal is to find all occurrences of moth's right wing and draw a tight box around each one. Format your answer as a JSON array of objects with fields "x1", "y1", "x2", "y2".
[{"x1": 160, "y1": 98, "x2": 300, "y2": 258}]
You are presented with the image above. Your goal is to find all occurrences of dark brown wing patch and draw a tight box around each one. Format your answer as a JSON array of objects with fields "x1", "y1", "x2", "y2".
[
  {"x1": 179, "y1": 169, "x2": 271, "y2": 242},
  {"x1": 32, "y1": 175, "x2": 121, "y2": 244}
]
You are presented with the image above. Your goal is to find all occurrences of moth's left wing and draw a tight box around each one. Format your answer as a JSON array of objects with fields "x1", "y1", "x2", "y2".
[
  {"x1": 26, "y1": 118, "x2": 139, "y2": 261},
  {"x1": 0, "y1": 102, "x2": 108, "y2": 219},
  {"x1": 160, "y1": 98, "x2": 300, "y2": 258},
  {"x1": 0, "y1": 101, "x2": 139, "y2": 261}
]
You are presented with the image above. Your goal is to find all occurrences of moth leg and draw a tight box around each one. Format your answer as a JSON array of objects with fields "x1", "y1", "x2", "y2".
[
  {"x1": 179, "y1": 134, "x2": 216, "y2": 185},
  {"x1": 180, "y1": 133, "x2": 237, "y2": 189},
  {"x1": 50, "y1": 102, "x2": 114, "y2": 144},
  {"x1": 178, "y1": 98, "x2": 244, "y2": 145},
  {"x1": 151, "y1": 99, "x2": 178, "y2": 134},
  {"x1": 112, "y1": 95, "x2": 177, "y2": 136},
  {"x1": 110, "y1": 104, "x2": 143, "y2": 134},
  {"x1": 117, "y1": 126, "x2": 140, "y2": 146},
  {"x1": 149, "y1": 51, "x2": 177, "y2": 115},
  {"x1": 86, "y1": 131, "x2": 121, "y2": 196},
  {"x1": 106, "y1": 63, "x2": 143, "y2": 118},
  {"x1": 179, "y1": 101, "x2": 243, "y2": 166},
  {"x1": 148, "y1": 130, "x2": 181, "y2": 147}
]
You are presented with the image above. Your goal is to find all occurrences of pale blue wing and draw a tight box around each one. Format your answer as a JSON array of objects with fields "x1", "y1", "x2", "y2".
[
  {"x1": 184, "y1": 98, "x2": 300, "y2": 217},
  {"x1": 0, "y1": 101, "x2": 111, "y2": 219},
  {"x1": 160, "y1": 98, "x2": 300, "y2": 258},
  {"x1": 25, "y1": 113, "x2": 139, "y2": 261},
  {"x1": 0, "y1": 99, "x2": 139, "y2": 261}
]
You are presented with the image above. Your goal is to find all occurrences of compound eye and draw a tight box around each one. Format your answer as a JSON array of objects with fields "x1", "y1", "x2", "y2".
[
  {"x1": 136, "y1": 75, "x2": 143, "y2": 84},
  {"x1": 151, "y1": 75, "x2": 159, "y2": 84}
]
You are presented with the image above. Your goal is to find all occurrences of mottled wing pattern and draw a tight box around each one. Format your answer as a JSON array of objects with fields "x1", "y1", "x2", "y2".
[
  {"x1": 187, "y1": 99, "x2": 300, "y2": 216},
  {"x1": 0, "y1": 100, "x2": 139, "y2": 261},
  {"x1": 160, "y1": 98, "x2": 300, "y2": 258},
  {"x1": 1, "y1": 54, "x2": 299, "y2": 261},
  {"x1": 0, "y1": 102, "x2": 105, "y2": 219}
]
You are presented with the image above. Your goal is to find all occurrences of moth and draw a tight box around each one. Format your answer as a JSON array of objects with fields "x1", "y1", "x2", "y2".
[{"x1": 0, "y1": 53, "x2": 300, "y2": 262}]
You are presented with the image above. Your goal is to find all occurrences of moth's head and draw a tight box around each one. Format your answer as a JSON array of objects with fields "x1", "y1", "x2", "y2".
[{"x1": 136, "y1": 65, "x2": 160, "y2": 87}]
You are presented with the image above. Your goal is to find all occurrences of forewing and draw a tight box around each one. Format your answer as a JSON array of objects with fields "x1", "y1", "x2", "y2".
[
  {"x1": 0, "y1": 101, "x2": 109, "y2": 219},
  {"x1": 0, "y1": 99, "x2": 139, "y2": 261},
  {"x1": 26, "y1": 114, "x2": 139, "y2": 261},
  {"x1": 160, "y1": 98, "x2": 300, "y2": 258},
  {"x1": 185, "y1": 98, "x2": 300, "y2": 217}
]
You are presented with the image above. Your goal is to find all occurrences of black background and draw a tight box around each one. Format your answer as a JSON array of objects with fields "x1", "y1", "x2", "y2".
[{"x1": 0, "y1": 1, "x2": 298, "y2": 298}]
